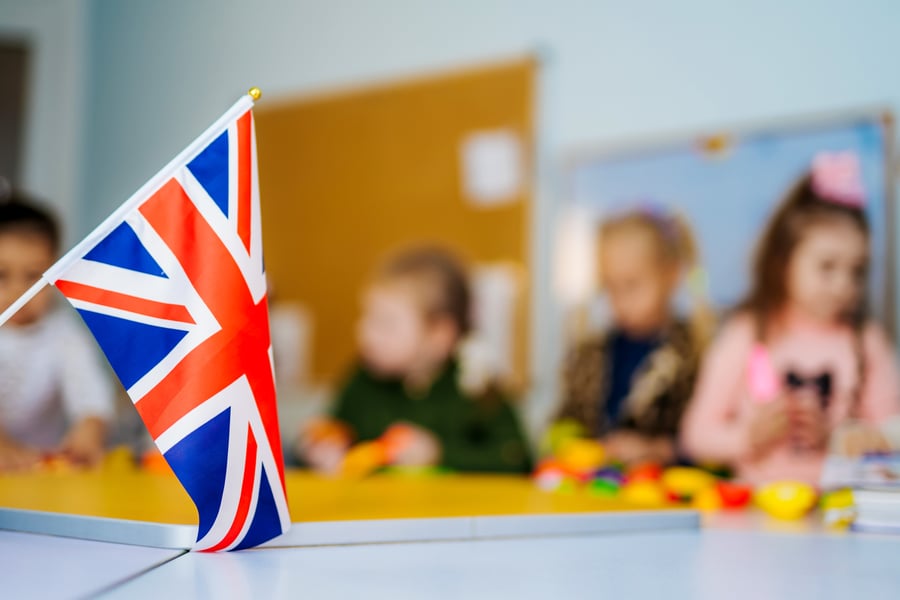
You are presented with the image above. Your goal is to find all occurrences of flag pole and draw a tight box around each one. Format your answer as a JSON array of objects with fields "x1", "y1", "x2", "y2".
[
  {"x1": 0, "y1": 278, "x2": 52, "y2": 327},
  {"x1": 0, "y1": 88, "x2": 262, "y2": 329}
]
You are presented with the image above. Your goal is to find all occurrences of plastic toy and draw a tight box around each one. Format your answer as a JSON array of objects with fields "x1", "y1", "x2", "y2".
[
  {"x1": 588, "y1": 477, "x2": 621, "y2": 498},
  {"x1": 692, "y1": 486, "x2": 723, "y2": 512},
  {"x1": 625, "y1": 462, "x2": 663, "y2": 484},
  {"x1": 533, "y1": 459, "x2": 580, "y2": 492},
  {"x1": 540, "y1": 419, "x2": 588, "y2": 457},
  {"x1": 716, "y1": 481, "x2": 753, "y2": 509},
  {"x1": 304, "y1": 418, "x2": 353, "y2": 446},
  {"x1": 661, "y1": 467, "x2": 717, "y2": 500},
  {"x1": 556, "y1": 438, "x2": 606, "y2": 474},
  {"x1": 340, "y1": 441, "x2": 388, "y2": 478},
  {"x1": 748, "y1": 343, "x2": 780, "y2": 403},
  {"x1": 334, "y1": 423, "x2": 429, "y2": 478},
  {"x1": 379, "y1": 424, "x2": 417, "y2": 463},
  {"x1": 37, "y1": 454, "x2": 73, "y2": 473},
  {"x1": 594, "y1": 466, "x2": 624, "y2": 483},
  {"x1": 755, "y1": 481, "x2": 817, "y2": 520},
  {"x1": 621, "y1": 480, "x2": 667, "y2": 506}
]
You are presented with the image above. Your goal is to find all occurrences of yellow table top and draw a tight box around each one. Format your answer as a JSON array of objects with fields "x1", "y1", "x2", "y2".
[{"x1": 0, "y1": 464, "x2": 677, "y2": 525}]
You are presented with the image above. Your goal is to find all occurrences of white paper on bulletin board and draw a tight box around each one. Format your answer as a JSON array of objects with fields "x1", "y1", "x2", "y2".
[{"x1": 460, "y1": 129, "x2": 523, "y2": 207}]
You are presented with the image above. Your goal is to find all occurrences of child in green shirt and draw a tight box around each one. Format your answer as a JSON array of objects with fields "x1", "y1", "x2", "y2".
[{"x1": 298, "y1": 247, "x2": 531, "y2": 474}]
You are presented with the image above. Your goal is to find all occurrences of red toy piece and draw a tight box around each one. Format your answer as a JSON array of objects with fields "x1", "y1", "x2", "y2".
[{"x1": 716, "y1": 481, "x2": 753, "y2": 509}]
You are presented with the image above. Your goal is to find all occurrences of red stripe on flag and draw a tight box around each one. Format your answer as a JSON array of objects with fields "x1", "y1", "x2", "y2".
[
  {"x1": 136, "y1": 179, "x2": 286, "y2": 489},
  {"x1": 202, "y1": 426, "x2": 258, "y2": 552},
  {"x1": 55, "y1": 279, "x2": 195, "y2": 324},
  {"x1": 236, "y1": 111, "x2": 252, "y2": 253}
]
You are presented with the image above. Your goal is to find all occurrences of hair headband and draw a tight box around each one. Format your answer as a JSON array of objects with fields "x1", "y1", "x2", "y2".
[{"x1": 810, "y1": 151, "x2": 865, "y2": 208}]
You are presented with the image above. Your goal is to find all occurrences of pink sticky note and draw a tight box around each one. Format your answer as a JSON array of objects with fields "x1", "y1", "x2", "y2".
[{"x1": 747, "y1": 343, "x2": 780, "y2": 403}]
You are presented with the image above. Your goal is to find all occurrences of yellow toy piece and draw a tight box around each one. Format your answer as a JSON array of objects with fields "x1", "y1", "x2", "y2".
[
  {"x1": 692, "y1": 486, "x2": 723, "y2": 512},
  {"x1": 340, "y1": 441, "x2": 387, "y2": 478},
  {"x1": 540, "y1": 419, "x2": 588, "y2": 457},
  {"x1": 621, "y1": 480, "x2": 668, "y2": 507},
  {"x1": 661, "y1": 466, "x2": 717, "y2": 499},
  {"x1": 755, "y1": 481, "x2": 817, "y2": 520},
  {"x1": 556, "y1": 438, "x2": 606, "y2": 473}
]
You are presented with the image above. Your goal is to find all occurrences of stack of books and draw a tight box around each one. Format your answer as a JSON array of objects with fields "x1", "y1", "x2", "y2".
[{"x1": 819, "y1": 452, "x2": 900, "y2": 534}]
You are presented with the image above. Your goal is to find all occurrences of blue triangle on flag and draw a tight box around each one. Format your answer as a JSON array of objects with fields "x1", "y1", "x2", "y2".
[
  {"x1": 164, "y1": 407, "x2": 231, "y2": 542},
  {"x1": 76, "y1": 309, "x2": 188, "y2": 389},
  {"x1": 232, "y1": 466, "x2": 285, "y2": 550},
  {"x1": 187, "y1": 129, "x2": 229, "y2": 217},
  {"x1": 82, "y1": 222, "x2": 167, "y2": 278}
]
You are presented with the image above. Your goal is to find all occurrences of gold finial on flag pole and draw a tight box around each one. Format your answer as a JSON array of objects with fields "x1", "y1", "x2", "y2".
[{"x1": 248, "y1": 87, "x2": 262, "y2": 101}]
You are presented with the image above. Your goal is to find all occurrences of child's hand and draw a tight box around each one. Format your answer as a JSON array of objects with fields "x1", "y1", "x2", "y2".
[
  {"x1": 387, "y1": 423, "x2": 441, "y2": 467},
  {"x1": 603, "y1": 431, "x2": 674, "y2": 466},
  {"x1": 746, "y1": 399, "x2": 790, "y2": 459},
  {"x1": 831, "y1": 422, "x2": 890, "y2": 457},
  {"x1": 786, "y1": 391, "x2": 829, "y2": 452},
  {"x1": 0, "y1": 437, "x2": 40, "y2": 472},
  {"x1": 296, "y1": 418, "x2": 352, "y2": 474},
  {"x1": 58, "y1": 417, "x2": 107, "y2": 467}
]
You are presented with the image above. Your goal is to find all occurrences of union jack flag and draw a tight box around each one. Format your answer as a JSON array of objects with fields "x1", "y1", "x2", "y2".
[{"x1": 45, "y1": 95, "x2": 290, "y2": 550}]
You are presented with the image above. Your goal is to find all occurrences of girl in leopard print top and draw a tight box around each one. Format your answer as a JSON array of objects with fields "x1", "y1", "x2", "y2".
[{"x1": 555, "y1": 207, "x2": 712, "y2": 466}]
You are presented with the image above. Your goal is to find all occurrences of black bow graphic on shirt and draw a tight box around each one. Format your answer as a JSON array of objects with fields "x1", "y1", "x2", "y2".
[{"x1": 784, "y1": 370, "x2": 832, "y2": 409}]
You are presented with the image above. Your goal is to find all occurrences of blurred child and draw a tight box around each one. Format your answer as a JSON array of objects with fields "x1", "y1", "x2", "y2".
[
  {"x1": 297, "y1": 246, "x2": 532, "y2": 474},
  {"x1": 555, "y1": 207, "x2": 711, "y2": 466},
  {"x1": 0, "y1": 193, "x2": 115, "y2": 470},
  {"x1": 681, "y1": 152, "x2": 900, "y2": 485}
]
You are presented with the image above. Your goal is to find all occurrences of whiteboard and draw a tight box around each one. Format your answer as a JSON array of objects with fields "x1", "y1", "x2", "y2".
[{"x1": 568, "y1": 113, "x2": 893, "y2": 331}]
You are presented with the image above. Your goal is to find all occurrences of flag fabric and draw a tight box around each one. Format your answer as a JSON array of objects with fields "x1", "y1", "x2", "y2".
[{"x1": 45, "y1": 95, "x2": 290, "y2": 551}]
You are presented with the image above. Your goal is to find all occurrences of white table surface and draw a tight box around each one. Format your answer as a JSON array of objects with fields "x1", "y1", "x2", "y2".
[
  {"x1": 4, "y1": 512, "x2": 900, "y2": 599},
  {"x1": 98, "y1": 528, "x2": 900, "y2": 600},
  {"x1": 0, "y1": 530, "x2": 184, "y2": 599}
]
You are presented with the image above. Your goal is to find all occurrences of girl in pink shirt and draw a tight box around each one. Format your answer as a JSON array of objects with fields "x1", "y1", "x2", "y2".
[{"x1": 681, "y1": 152, "x2": 900, "y2": 485}]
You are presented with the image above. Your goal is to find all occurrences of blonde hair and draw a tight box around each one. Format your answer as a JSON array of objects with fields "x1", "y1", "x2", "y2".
[{"x1": 599, "y1": 207, "x2": 714, "y2": 347}]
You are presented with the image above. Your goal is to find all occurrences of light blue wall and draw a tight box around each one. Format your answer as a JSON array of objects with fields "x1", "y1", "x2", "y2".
[
  {"x1": 83, "y1": 0, "x2": 900, "y2": 429},
  {"x1": 85, "y1": 0, "x2": 900, "y2": 227}
]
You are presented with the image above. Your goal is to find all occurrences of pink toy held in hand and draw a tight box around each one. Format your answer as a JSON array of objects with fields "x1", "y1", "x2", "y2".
[
  {"x1": 748, "y1": 343, "x2": 780, "y2": 403},
  {"x1": 810, "y1": 151, "x2": 865, "y2": 207}
]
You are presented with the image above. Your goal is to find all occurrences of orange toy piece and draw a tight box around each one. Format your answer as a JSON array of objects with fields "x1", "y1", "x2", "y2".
[
  {"x1": 625, "y1": 462, "x2": 663, "y2": 484},
  {"x1": 141, "y1": 448, "x2": 175, "y2": 476},
  {"x1": 38, "y1": 453, "x2": 75, "y2": 473},
  {"x1": 380, "y1": 424, "x2": 417, "y2": 463},
  {"x1": 304, "y1": 418, "x2": 353, "y2": 446},
  {"x1": 340, "y1": 441, "x2": 388, "y2": 478}
]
